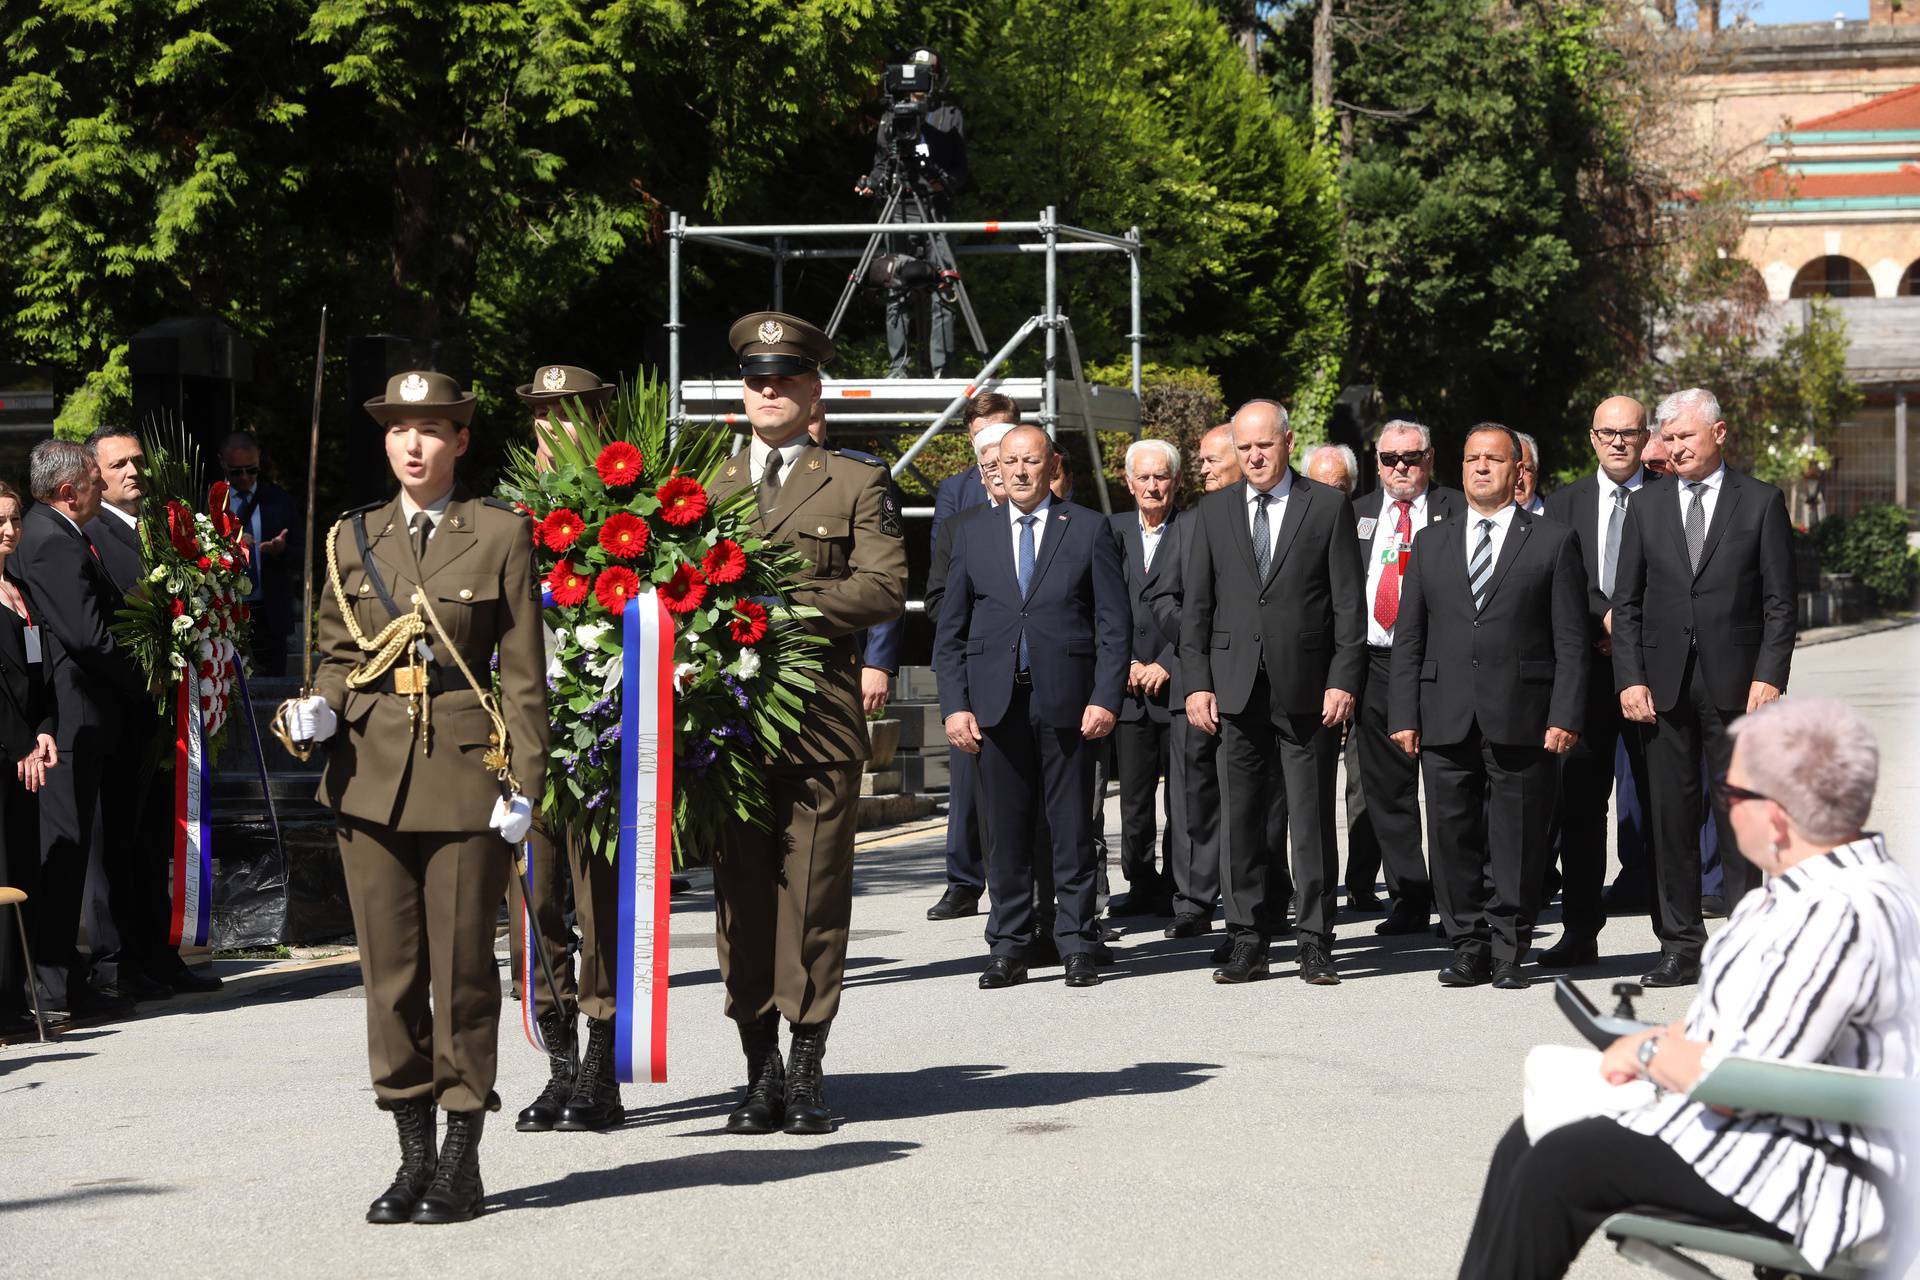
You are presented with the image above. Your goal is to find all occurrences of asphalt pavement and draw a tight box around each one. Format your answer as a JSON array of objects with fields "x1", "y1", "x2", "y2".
[{"x1": 2, "y1": 622, "x2": 1914, "y2": 1278}]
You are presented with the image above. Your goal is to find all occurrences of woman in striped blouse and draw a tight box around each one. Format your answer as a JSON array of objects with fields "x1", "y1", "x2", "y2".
[{"x1": 1460, "y1": 697, "x2": 1919, "y2": 1278}]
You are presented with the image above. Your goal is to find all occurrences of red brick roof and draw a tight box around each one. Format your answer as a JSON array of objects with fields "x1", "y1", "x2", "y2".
[
  {"x1": 1749, "y1": 164, "x2": 1920, "y2": 200},
  {"x1": 1793, "y1": 83, "x2": 1920, "y2": 133}
]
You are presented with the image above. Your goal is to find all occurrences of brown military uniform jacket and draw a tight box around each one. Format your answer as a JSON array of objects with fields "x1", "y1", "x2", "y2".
[
  {"x1": 711, "y1": 441, "x2": 907, "y2": 766},
  {"x1": 314, "y1": 488, "x2": 549, "y2": 831}
]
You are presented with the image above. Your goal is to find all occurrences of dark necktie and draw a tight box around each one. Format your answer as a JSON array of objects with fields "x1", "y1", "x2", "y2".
[
  {"x1": 1469, "y1": 518, "x2": 1495, "y2": 611},
  {"x1": 1601, "y1": 486, "x2": 1627, "y2": 596},
  {"x1": 1251, "y1": 492, "x2": 1272, "y2": 580},
  {"x1": 760, "y1": 449, "x2": 784, "y2": 516},
  {"x1": 411, "y1": 511, "x2": 432, "y2": 565},
  {"x1": 1684, "y1": 481, "x2": 1707, "y2": 573},
  {"x1": 1016, "y1": 514, "x2": 1036, "y2": 670}
]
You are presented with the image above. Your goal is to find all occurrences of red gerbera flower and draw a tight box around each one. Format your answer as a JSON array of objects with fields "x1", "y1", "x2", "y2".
[
  {"x1": 655, "y1": 476, "x2": 708, "y2": 527},
  {"x1": 593, "y1": 566, "x2": 641, "y2": 613},
  {"x1": 597, "y1": 512, "x2": 649, "y2": 561},
  {"x1": 166, "y1": 501, "x2": 199, "y2": 557},
  {"x1": 701, "y1": 538, "x2": 747, "y2": 584},
  {"x1": 729, "y1": 599, "x2": 770, "y2": 646},
  {"x1": 595, "y1": 441, "x2": 644, "y2": 488},
  {"x1": 546, "y1": 559, "x2": 591, "y2": 607},
  {"x1": 541, "y1": 508, "x2": 585, "y2": 552},
  {"x1": 658, "y1": 563, "x2": 707, "y2": 615}
]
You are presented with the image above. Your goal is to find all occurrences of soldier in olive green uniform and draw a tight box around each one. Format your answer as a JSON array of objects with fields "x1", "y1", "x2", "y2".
[
  {"x1": 708, "y1": 313, "x2": 907, "y2": 1135},
  {"x1": 282, "y1": 370, "x2": 547, "y2": 1224},
  {"x1": 507, "y1": 363, "x2": 626, "y2": 1134}
]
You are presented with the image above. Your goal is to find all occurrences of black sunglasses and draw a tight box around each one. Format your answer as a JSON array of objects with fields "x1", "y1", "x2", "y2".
[
  {"x1": 1377, "y1": 451, "x2": 1428, "y2": 469},
  {"x1": 1711, "y1": 773, "x2": 1769, "y2": 808},
  {"x1": 226, "y1": 466, "x2": 259, "y2": 478}
]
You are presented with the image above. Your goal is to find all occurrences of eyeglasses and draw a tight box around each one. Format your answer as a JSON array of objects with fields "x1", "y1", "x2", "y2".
[
  {"x1": 1711, "y1": 773, "x2": 1769, "y2": 808},
  {"x1": 1377, "y1": 451, "x2": 1428, "y2": 469},
  {"x1": 226, "y1": 466, "x2": 260, "y2": 478},
  {"x1": 1591, "y1": 429, "x2": 1647, "y2": 445}
]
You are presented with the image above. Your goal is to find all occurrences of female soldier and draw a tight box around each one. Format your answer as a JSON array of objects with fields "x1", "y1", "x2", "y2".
[{"x1": 283, "y1": 370, "x2": 546, "y2": 1224}]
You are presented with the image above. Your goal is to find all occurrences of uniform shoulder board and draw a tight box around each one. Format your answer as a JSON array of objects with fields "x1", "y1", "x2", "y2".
[
  {"x1": 831, "y1": 448, "x2": 889, "y2": 471},
  {"x1": 336, "y1": 499, "x2": 385, "y2": 521},
  {"x1": 482, "y1": 496, "x2": 531, "y2": 517}
]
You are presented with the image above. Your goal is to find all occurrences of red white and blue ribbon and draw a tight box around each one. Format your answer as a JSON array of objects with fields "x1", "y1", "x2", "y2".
[
  {"x1": 169, "y1": 668, "x2": 212, "y2": 948},
  {"x1": 518, "y1": 841, "x2": 549, "y2": 1052},
  {"x1": 614, "y1": 589, "x2": 674, "y2": 1084}
]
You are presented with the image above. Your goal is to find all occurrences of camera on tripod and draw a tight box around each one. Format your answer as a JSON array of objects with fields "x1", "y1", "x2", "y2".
[{"x1": 883, "y1": 61, "x2": 936, "y2": 157}]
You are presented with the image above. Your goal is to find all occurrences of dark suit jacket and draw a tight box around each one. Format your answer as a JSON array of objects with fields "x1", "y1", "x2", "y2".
[
  {"x1": 1609, "y1": 469, "x2": 1795, "y2": 711},
  {"x1": 0, "y1": 574, "x2": 60, "y2": 761},
  {"x1": 14, "y1": 502, "x2": 147, "y2": 752},
  {"x1": 930, "y1": 466, "x2": 991, "y2": 552},
  {"x1": 1178, "y1": 472, "x2": 1366, "y2": 719},
  {"x1": 1111, "y1": 510, "x2": 1185, "y2": 724},
  {"x1": 1388, "y1": 508, "x2": 1588, "y2": 746},
  {"x1": 1351, "y1": 484, "x2": 1464, "y2": 530},
  {"x1": 935, "y1": 499, "x2": 1129, "y2": 730},
  {"x1": 1542, "y1": 474, "x2": 1614, "y2": 637},
  {"x1": 86, "y1": 509, "x2": 144, "y2": 593},
  {"x1": 230, "y1": 480, "x2": 303, "y2": 642}
]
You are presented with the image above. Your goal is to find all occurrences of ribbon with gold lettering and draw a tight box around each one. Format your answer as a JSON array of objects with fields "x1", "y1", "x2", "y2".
[{"x1": 614, "y1": 589, "x2": 674, "y2": 1083}]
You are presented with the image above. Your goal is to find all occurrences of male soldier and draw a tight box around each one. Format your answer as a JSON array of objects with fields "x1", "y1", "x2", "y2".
[
  {"x1": 508, "y1": 363, "x2": 627, "y2": 1133},
  {"x1": 708, "y1": 313, "x2": 907, "y2": 1135}
]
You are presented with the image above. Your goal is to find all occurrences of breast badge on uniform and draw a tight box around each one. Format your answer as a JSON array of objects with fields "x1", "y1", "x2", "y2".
[{"x1": 881, "y1": 491, "x2": 903, "y2": 538}]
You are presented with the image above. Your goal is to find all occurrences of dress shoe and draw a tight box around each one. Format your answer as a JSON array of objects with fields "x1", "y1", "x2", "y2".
[
  {"x1": 1375, "y1": 898, "x2": 1431, "y2": 936},
  {"x1": 926, "y1": 886, "x2": 980, "y2": 921},
  {"x1": 1099, "y1": 920, "x2": 1122, "y2": 942},
  {"x1": 1641, "y1": 955, "x2": 1701, "y2": 988},
  {"x1": 107, "y1": 969, "x2": 174, "y2": 1002},
  {"x1": 1297, "y1": 936, "x2": 1340, "y2": 985},
  {"x1": 554, "y1": 1017, "x2": 625, "y2": 1131},
  {"x1": 1063, "y1": 953, "x2": 1102, "y2": 988},
  {"x1": 1210, "y1": 937, "x2": 1236, "y2": 964},
  {"x1": 1088, "y1": 941, "x2": 1115, "y2": 966},
  {"x1": 1164, "y1": 914, "x2": 1212, "y2": 939},
  {"x1": 515, "y1": 1011, "x2": 579, "y2": 1132},
  {"x1": 1110, "y1": 889, "x2": 1172, "y2": 918},
  {"x1": 367, "y1": 1099, "x2": 437, "y2": 1224},
  {"x1": 1700, "y1": 894, "x2": 1728, "y2": 920},
  {"x1": 782, "y1": 1022, "x2": 834, "y2": 1135},
  {"x1": 410, "y1": 1110, "x2": 485, "y2": 1223},
  {"x1": 725, "y1": 1012, "x2": 785, "y2": 1134},
  {"x1": 67, "y1": 985, "x2": 136, "y2": 1017},
  {"x1": 1491, "y1": 960, "x2": 1530, "y2": 990},
  {"x1": 978, "y1": 956, "x2": 1028, "y2": 989},
  {"x1": 1346, "y1": 888, "x2": 1383, "y2": 913},
  {"x1": 158, "y1": 963, "x2": 224, "y2": 994},
  {"x1": 1212, "y1": 937, "x2": 1269, "y2": 984},
  {"x1": 1535, "y1": 938, "x2": 1599, "y2": 969},
  {"x1": 1438, "y1": 954, "x2": 1492, "y2": 987},
  {"x1": 1027, "y1": 930, "x2": 1062, "y2": 968}
]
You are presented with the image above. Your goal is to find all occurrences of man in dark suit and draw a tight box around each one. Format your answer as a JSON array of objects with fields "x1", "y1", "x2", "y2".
[
  {"x1": 219, "y1": 432, "x2": 301, "y2": 677},
  {"x1": 15, "y1": 440, "x2": 150, "y2": 1015},
  {"x1": 1612, "y1": 387, "x2": 1795, "y2": 987},
  {"x1": 936, "y1": 425, "x2": 1128, "y2": 990},
  {"x1": 925, "y1": 391, "x2": 1020, "y2": 922},
  {"x1": 1109, "y1": 439, "x2": 1184, "y2": 918},
  {"x1": 1180, "y1": 401, "x2": 1365, "y2": 986},
  {"x1": 1389, "y1": 424, "x2": 1587, "y2": 989},
  {"x1": 1538, "y1": 396, "x2": 1650, "y2": 967},
  {"x1": 1344, "y1": 419, "x2": 1462, "y2": 935}
]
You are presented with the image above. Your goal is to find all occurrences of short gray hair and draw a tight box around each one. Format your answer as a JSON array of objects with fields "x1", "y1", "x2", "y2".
[
  {"x1": 1303, "y1": 443, "x2": 1358, "y2": 495},
  {"x1": 29, "y1": 439, "x2": 91, "y2": 502},
  {"x1": 1515, "y1": 431, "x2": 1539, "y2": 463},
  {"x1": 1125, "y1": 437, "x2": 1182, "y2": 480},
  {"x1": 1375, "y1": 418, "x2": 1432, "y2": 451},
  {"x1": 1655, "y1": 388, "x2": 1722, "y2": 431},
  {"x1": 1727, "y1": 698, "x2": 1878, "y2": 846}
]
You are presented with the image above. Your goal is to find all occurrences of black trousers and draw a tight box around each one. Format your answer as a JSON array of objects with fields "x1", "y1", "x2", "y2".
[
  {"x1": 1460, "y1": 1117, "x2": 1776, "y2": 1279},
  {"x1": 943, "y1": 745, "x2": 986, "y2": 895},
  {"x1": 1031, "y1": 735, "x2": 1111, "y2": 920},
  {"x1": 1217, "y1": 671, "x2": 1336, "y2": 942},
  {"x1": 89, "y1": 714, "x2": 174, "y2": 983},
  {"x1": 1420, "y1": 723, "x2": 1555, "y2": 964},
  {"x1": 1644, "y1": 651, "x2": 1755, "y2": 963},
  {"x1": 1176, "y1": 719, "x2": 1289, "y2": 921},
  {"x1": 1349, "y1": 646, "x2": 1430, "y2": 906},
  {"x1": 33, "y1": 746, "x2": 103, "y2": 1004},
  {"x1": 977, "y1": 682, "x2": 1099, "y2": 956},
  {"x1": 1114, "y1": 715, "x2": 1176, "y2": 894},
  {"x1": 0, "y1": 772, "x2": 39, "y2": 1014},
  {"x1": 1553, "y1": 666, "x2": 1639, "y2": 947}
]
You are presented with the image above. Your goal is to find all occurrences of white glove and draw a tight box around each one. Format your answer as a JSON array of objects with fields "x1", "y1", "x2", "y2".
[
  {"x1": 490, "y1": 793, "x2": 534, "y2": 844},
  {"x1": 285, "y1": 695, "x2": 337, "y2": 743}
]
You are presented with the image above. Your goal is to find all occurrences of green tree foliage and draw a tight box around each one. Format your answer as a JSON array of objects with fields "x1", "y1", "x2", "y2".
[{"x1": 1814, "y1": 505, "x2": 1919, "y2": 609}]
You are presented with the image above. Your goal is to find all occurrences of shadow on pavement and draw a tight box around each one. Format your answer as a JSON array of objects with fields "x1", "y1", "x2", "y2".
[
  {"x1": 0, "y1": 1182, "x2": 172, "y2": 1214},
  {"x1": 0, "y1": 1051, "x2": 94, "y2": 1078},
  {"x1": 488, "y1": 1140, "x2": 919, "y2": 1211}
]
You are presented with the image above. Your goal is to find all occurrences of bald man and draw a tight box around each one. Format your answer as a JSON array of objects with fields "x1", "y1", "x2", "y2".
[
  {"x1": 1195, "y1": 424, "x2": 1241, "y2": 490},
  {"x1": 1538, "y1": 395, "x2": 1650, "y2": 967}
]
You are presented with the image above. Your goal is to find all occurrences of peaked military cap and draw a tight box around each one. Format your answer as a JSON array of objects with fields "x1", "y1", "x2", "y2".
[
  {"x1": 729, "y1": 311, "x2": 835, "y2": 377},
  {"x1": 515, "y1": 364, "x2": 614, "y2": 409},
  {"x1": 363, "y1": 369, "x2": 476, "y2": 426}
]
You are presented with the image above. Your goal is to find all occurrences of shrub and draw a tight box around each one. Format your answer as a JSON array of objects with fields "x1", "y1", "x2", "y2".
[{"x1": 1812, "y1": 505, "x2": 1918, "y2": 608}]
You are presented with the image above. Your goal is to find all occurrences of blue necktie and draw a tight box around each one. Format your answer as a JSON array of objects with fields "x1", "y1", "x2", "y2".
[{"x1": 1016, "y1": 514, "x2": 1036, "y2": 670}]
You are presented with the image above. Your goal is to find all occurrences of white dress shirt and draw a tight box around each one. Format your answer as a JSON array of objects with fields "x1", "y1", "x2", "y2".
[
  {"x1": 1244, "y1": 468, "x2": 1294, "y2": 567},
  {"x1": 748, "y1": 435, "x2": 810, "y2": 490},
  {"x1": 1595, "y1": 465, "x2": 1646, "y2": 558},
  {"x1": 1365, "y1": 489, "x2": 1428, "y2": 646},
  {"x1": 102, "y1": 503, "x2": 139, "y2": 532},
  {"x1": 1008, "y1": 495, "x2": 1054, "y2": 568},
  {"x1": 1521, "y1": 494, "x2": 1546, "y2": 516},
  {"x1": 1462, "y1": 502, "x2": 1519, "y2": 571},
  {"x1": 1138, "y1": 513, "x2": 1169, "y2": 576},
  {"x1": 1674, "y1": 462, "x2": 1725, "y2": 530},
  {"x1": 398, "y1": 487, "x2": 454, "y2": 542}
]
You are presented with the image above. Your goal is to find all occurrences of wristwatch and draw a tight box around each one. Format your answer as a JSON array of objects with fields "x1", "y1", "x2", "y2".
[{"x1": 1636, "y1": 1035, "x2": 1664, "y2": 1071}]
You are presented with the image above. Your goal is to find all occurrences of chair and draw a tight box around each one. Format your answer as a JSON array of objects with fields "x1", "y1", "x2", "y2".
[
  {"x1": 1, "y1": 885, "x2": 50, "y2": 1041},
  {"x1": 1602, "y1": 1055, "x2": 1920, "y2": 1279}
]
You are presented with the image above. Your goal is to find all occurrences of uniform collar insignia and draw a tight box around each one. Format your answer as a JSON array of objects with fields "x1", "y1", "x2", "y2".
[{"x1": 807, "y1": 458, "x2": 823, "y2": 471}]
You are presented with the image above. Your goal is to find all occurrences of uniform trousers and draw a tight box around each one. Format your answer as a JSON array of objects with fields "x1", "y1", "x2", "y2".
[
  {"x1": 1459, "y1": 1118, "x2": 1776, "y2": 1279},
  {"x1": 1419, "y1": 723, "x2": 1556, "y2": 965},
  {"x1": 337, "y1": 819, "x2": 512, "y2": 1114},
  {"x1": 506, "y1": 828, "x2": 576, "y2": 1017},
  {"x1": 1217, "y1": 669, "x2": 1337, "y2": 943},
  {"x1": 714, "y1": 763, "x2": 859, "y2": 1027},
  {"x1": 1347, "y1": 646, "x2": 1430, "y2": 907}
]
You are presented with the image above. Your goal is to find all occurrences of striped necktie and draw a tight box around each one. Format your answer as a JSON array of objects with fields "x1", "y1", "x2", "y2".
[
  {"x1": 1469, "y1": 518, "x2": 1495, "y2": 611},
  {"x1": 1251, "y1": 493, "x2": 1272, "y2": 580}
]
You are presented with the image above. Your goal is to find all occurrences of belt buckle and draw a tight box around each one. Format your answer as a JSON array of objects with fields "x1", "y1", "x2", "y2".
[{"x1": 393, "y1": 667, "x2": 428, "y2": 696}]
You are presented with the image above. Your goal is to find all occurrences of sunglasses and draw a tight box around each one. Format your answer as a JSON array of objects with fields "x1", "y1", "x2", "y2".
[
  {"x1": 226, "y1": 466, "x2": 260, "y2": 478},
  {"x1": 1377, "y1": 451, "x2": 1428, "y2": 469},
  {"x1": 1710, "y1": 773, "x2": 1769, "y2": 808},
  {"x1": 1591, "y1": 429, "x2": 1647, "y2": 445}
]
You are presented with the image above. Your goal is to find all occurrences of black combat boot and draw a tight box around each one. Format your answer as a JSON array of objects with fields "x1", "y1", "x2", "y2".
[
  {"x1": 782, "y1": 1021, "x2": 834, "y2": 1136},
  {"x1": 724, "y1": 1011, "x2": 785, "y2": 1135},
  {"x1": 514, "y1": 1010, "x2": 579, "y2": 1132},
  {"x1": 554, "y1": 1016, "x2": 625, "y2": 1131},
  {"x1": 365, "y1": 1099, "x2": 437, "y2": 1224},
  {"x1": 410, "y1": 1109, "x2": 486, "y2": 1224}
]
